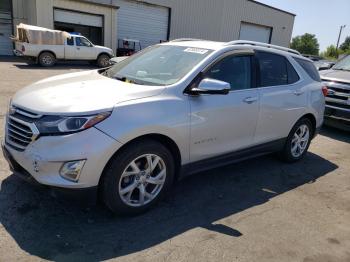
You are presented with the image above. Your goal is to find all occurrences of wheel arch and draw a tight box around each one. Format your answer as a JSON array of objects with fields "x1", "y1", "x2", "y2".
[
  {"x1": 97, "y1": 52, "x2": 112, "y2": 59},
  {"x1": 38, "y1": 50, "x2": 57, "y2": 59},
  {"x1": 297, "y1": 113, "x2": 317, "y2": 137},
  {"x1": 99, "y1": 133, "x2": 182, "y2": 188}
]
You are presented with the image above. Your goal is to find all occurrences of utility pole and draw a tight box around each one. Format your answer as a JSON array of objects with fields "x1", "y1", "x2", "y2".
[{"x1": 336, "y1": 25, "x2": 346, "y2": 58}]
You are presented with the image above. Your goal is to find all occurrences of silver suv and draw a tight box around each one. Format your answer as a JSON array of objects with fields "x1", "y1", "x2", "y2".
[{"x1": 2, "y1": 40, "x2": 325, "y2": 214}]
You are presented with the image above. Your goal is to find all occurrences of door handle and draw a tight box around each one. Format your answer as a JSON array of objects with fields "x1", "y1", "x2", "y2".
[
  {"x1": 243, "y1": 97, "x2": 258, "y2": 104},
  {"x1": 294, "y1": 90, "x2": 304, "y2": 96}
]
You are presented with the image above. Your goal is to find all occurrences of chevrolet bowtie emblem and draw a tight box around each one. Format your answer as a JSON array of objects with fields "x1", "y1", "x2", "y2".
[{"x1": 327, "y1": 89, "x2": 335, "y2": 95}]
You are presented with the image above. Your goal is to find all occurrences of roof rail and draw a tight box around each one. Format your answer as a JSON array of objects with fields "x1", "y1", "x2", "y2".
[
  {"x1": 225, "y1": 40, "x2": 301, "y2": 55},
  {"x1": 169, "y1": 38, "x2": 205, "y2": 42}
]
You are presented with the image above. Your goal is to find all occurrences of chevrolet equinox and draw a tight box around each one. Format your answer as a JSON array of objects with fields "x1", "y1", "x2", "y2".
[{"x1": 2, "y1": 40, "x2": 326, "y2": 214}]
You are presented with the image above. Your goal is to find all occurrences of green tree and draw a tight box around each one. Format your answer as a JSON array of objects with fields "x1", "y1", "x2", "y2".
[
  {"x1": 320, "y1": 45, "x2": 338, "y2": 59},
  {"x1": 290, "y1": 33, "x2": 320, "y2": 55},
  {"x1": 339, "y1": 36, "x2": 350, "y2": 51}
]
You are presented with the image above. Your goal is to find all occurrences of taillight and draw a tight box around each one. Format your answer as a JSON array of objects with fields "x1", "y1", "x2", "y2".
[
  {"x1": 21, "y1": 45, "x2": 25, "y2": 52},
  {"x1": 322, "y1": 86, "x2": 328, "y2": 96}
]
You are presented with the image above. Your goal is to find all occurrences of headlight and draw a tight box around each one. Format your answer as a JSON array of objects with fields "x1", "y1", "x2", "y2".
[{"x1": 35, "y1": 111, "x2": 111, "y2": 135}]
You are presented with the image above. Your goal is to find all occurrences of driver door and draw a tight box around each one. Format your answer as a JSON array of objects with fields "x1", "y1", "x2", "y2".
[{"x1": 189, "y1": 51, "x2": 260, "y2": 162}]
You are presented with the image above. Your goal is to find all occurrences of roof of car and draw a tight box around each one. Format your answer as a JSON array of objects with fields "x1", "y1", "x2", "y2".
[
  {"x1": 161, "y1": 40, "x2": 225, "y2": 50},
  {"x1": 162, "y1": 39, "x2": 304, "y2": 58}
]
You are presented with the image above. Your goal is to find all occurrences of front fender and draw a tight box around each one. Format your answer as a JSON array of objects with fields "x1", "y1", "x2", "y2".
[{"x1": 95, "y1": 95, "x2": 191, "y2": 164}]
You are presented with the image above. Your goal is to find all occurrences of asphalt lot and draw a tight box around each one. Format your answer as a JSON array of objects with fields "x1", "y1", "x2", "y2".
[{"x1": 0, "y1": 58, "x2": 349, "y2": 262}]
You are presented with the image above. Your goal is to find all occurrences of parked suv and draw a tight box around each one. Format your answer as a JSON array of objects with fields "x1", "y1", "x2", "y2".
[
  {"x1": 320, "y1": 55, "x2": 350, "y2": 131},
  {"x1": 2, "y1": 40, "x2": 325, "y2": 214}
]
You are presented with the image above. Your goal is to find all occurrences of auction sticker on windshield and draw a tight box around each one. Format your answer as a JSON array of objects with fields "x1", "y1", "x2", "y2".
[{"x1": 184, "y1": 48, "x2": 209, "y2": 54}]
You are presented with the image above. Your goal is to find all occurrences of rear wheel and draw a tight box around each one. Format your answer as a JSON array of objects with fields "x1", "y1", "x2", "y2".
[
  {"x1": 38, "y1": 52, "x2": 56, "y2": 67},
  {"x1": 102, "y1": 140, "x2": 175, "y2": 215},
  {"x1": 97, "y1": 54, "x2": 110, "y2": 68},
  {"x1": 280, "y1": 118, "x2": 313, "y2": 162}
]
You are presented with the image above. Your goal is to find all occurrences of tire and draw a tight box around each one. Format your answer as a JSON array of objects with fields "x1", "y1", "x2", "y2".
[
  {"x1": 96, "y1": 54, "x2": 110, "y2": 68},
  {"x1": 38, "y1": 52, "x2": 56, "y2": 67},
  {"x1": 102, "y1": 140, "x2": 175, "y2": 215},
  {"x1": 280, "y1": 118, "x2": 313, "y2": 163}
]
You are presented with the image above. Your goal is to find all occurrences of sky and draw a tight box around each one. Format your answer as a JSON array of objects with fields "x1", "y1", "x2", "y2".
[{"x1": 257, "y1": 0, "x2": 350, "y2": 52}]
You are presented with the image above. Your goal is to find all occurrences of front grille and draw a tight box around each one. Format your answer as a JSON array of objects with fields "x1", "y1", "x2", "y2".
[
  {"x1": 326, "y1": 101, "x2": 350, "y2": 110},
  {"x1": 5, "y1": 107, "x2": 40, "y2": 151},
  {"x1": 323, "y1": 80, "x2": 350, "y2": 111},
  {"x1": 327, "y1": 86, "x2": 350, "y2": 94}
]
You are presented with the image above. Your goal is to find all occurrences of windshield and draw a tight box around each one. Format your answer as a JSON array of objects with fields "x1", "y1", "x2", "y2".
[
  {"x1": 104, "y1": 45, "x2": 213, "y2": 85},
  {"x1": 333, "y1": 55, "x2": 350, "y2": 71}
]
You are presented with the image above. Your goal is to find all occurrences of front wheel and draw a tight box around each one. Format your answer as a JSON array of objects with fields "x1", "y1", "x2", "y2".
[
  {"x1": 102, "y1": 140, "x2": 175, "y2": 215},
  {"x1": 96, "y1": 54, "x2": 110, "y2": 68},
  {"x1": 280, "y1": 118, "x2": 313, "y2": 162}
]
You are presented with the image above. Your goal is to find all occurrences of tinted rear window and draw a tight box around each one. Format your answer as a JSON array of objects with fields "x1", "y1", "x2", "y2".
[
  {"x1": 257, "y1": 51, "x2": 299, "y2": 87},
  {"x1": 287, "y1": 61, "x2": 300, "y2": 84},
  {"x1": 294, "y1": 57, "x2": 321, "y2": 82},
  {"x1": 67, "y1": 37, "x2": 74, "y2": 46}
]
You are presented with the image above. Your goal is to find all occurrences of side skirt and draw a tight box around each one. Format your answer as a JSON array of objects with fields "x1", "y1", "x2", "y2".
[{"x1": 180, "y1": 138, "x2": 286, "y2": 177}]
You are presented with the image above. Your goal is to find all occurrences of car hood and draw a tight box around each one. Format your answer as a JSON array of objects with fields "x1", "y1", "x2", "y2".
[
  {"x1": 11, "y1": 70, "x2": 165, "y2": 115},
  {"x1": 94, "y1": 45, "x2": 113, "y2": 52},
  {"x1": 319, "y1": 69, "x2": 350, "y2": 84}
]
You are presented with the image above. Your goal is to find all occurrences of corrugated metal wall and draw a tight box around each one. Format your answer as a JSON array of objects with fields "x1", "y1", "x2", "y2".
[
  {"x1": 150, "y1": 0, "x2": 294, "y2": 46},
  {"x1": 116, "y1": 0, "x2": 169, "y2": 47},
  {"x1": 11, "y1": 0, "x2": 294, "y2": 51},
  {"x1": 110, "y1": 0, "x2": 294, "y2": 47}
]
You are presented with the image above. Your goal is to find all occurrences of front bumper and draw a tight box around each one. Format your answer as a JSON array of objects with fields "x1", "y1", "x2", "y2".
[
  {"x1": 2, "y1": 127, "x2": 122, "y2": 189},
  {"x1": 2, "y1": 143, "x2": 99, "y2": 203}
]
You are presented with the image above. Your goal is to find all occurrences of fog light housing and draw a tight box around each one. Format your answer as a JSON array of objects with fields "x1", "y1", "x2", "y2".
[{"x1": 59, "y1": 160, "x2": 86, "y2": 182}]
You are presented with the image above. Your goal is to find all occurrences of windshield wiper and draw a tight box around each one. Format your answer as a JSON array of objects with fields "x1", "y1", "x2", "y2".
[
  {"x1": 112, "y1": 76, "x2": 147, "y2": 85},
  {"x1": 99, "y1": 68, "x2": 109, "y2": 77},
  {"x1": 113, "y1": 76, "x2": 127, "y2": 81},
  {"x1": 333, "y1": 68, "x2": 350, "y2": 71}
]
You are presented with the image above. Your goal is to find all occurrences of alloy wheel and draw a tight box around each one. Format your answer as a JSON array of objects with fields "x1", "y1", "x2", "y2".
[
  {"x1": 118, "y1": 154, "x2": 167, "y2": 207},
  {"x1": 291, "y1": 124, "x2": 310, "y2": 158}
]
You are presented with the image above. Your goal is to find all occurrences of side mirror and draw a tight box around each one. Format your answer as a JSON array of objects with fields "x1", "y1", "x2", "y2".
[{"x1": 189, "y1": 78, "x2": 230, "y2": 95}]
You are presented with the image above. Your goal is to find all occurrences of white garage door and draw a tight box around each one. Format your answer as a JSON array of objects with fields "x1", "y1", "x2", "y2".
[
  {"x1": 239, "y1": 22, "x2": 272, "y2": 43},
  {"x1": 54, "y1": 9, "x2": 103, "y2": 27},
  {"x1": 0, "y1": 12, "x2": 13, "y2": 56},
  {"x1": 117, "y1": 1, "x2": 169, "y2": 49}
]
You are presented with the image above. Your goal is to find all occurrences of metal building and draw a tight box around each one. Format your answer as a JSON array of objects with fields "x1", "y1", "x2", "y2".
[{"x1": 0, "y1": 0, "x2": 295, "y2": 56}]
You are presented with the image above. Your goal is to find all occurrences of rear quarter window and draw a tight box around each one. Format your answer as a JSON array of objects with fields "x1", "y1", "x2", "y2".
[
  {"x1": 256, "y1": 51, "x2": 299, "y2": 87},
  {"x1": 67, "y1": 37, "x2": 74, "y2": 46},
  {"x1": 293, "y1": 57, "x2": 321, "y2": 82}
]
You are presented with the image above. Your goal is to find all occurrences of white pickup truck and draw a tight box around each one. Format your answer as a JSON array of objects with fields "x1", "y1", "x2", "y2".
[{"x1": 13, "y1": 24, "x2": 114, "y2": 67}]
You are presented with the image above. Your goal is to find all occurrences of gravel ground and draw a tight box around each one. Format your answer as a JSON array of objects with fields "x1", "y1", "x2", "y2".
[{"x1": 0, "y1": 58, "x2": 349, "y2": 262}]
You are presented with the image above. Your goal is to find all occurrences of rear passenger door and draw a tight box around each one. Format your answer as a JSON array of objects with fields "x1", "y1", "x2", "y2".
[{"x1": 254, "y1": 51, "x2": 307, "y2": 144}]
